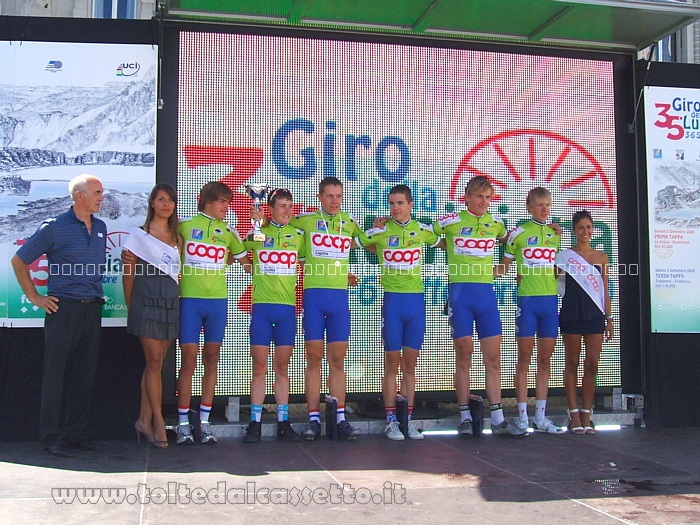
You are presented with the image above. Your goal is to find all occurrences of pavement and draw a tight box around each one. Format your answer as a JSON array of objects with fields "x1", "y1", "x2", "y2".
[{"x1": 1, "y1": 422, "x2": 699, "y2": 525}]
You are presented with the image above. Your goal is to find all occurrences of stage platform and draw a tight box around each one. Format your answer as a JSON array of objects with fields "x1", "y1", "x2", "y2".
[{"x1": 1, "y1": 419, "x2": 699, "y2": 524}]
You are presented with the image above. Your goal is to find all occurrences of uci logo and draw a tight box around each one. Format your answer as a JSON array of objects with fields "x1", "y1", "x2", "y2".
[
  {"x1": 311, "y1": 233, "x2": 351, "y2": 252},
  {"x1": 522, "y1": 248, "x2": 556, "y2": 263},
  {"x1": 259, "y1": 250, "x2": 297, "y2": 268},
  {"x1": 383, "y1": 249, "x2": 421, "y2": 265},
  {"x1": 186, "y1": 242, "x2": 226, "y2": 263},
  {"x1": 116, "y1": 62, "x2": 141, "y2": 77}
]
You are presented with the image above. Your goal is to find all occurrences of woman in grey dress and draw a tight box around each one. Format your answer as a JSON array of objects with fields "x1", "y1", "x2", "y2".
[{"x1": 123, "y1": 184, "x2": 181, "y2": 448}]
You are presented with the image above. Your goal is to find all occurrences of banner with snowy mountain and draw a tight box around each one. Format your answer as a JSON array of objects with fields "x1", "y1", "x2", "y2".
[
  {"x1": 0, "y1": 41, "x2": 157, "y2": 327},
  {"x1": 645, "y1": 86, "x2": 700, "y2": 333}
]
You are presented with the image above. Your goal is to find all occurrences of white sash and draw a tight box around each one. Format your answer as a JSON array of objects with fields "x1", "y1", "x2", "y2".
[
  {"x1": 555, "y1": 248, "x2": 605, "y2": 315},
  {"x1": 122, "y1": 227, "x2": 180, "y2": 282}
]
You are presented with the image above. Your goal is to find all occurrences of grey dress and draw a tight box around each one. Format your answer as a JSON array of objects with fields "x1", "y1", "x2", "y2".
[{"x1": 127, "y1": 256, "x2": 179, "y2": 340}]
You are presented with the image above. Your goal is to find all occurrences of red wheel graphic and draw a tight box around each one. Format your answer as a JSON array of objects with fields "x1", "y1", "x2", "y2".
[{"x1": 449, "y1": 129, "x2": 614, "y2": 208}]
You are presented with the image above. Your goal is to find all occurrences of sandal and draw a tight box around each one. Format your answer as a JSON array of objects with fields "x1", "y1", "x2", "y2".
[
  {"x1": 153, "y1": 425, "x2": 169, "y2": 449},
  {"x1": 581, "y1": 408, "x2": 596, "y2": 434},
  {"x1": 134, "y1": 420, "x2": 155, "y2": 444},
  {"x1": 567, "y1": 408, "x2": 585, "y2": 435}
]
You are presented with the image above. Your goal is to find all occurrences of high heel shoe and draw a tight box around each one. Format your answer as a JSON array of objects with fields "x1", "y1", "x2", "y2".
[
  {"x1": 152, "y1": 426, "x2": 169, "y2": 449},
  {"x1": 581, "y1": 408, "x2": 596, "y2": 434},
  {"x1": 134, "y1": 420, "x2": 155, "y2": 444},
  {"x1": 567, "y1": 408, "x2": 585, "y2": 435}
]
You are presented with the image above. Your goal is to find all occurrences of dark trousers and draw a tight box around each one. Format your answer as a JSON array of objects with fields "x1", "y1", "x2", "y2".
[{"x1": 40, "y1": 301, "x2": 102, "y2": 447}]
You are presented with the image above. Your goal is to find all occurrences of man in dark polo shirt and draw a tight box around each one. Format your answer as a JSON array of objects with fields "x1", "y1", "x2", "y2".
[{"x1": 12, "y1": 174, "x2": 107, "y2": 457}]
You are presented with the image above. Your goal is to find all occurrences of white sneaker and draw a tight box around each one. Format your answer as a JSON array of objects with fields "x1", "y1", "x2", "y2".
[
  {"x1": 514, "y1": 418, "x2": 530, "y2": 433},
  {"x1": 491, "y1": 419, "x2": 528, "y2": 436},
  {"x1": 176, "y1": 422, "x2": 194, "y2": 445},
  {"x1": 406, "y1": 421, "x2": 424, "y2": 440},
  {"x1": 200, "y1": 421, "x2": 218, "y2": 444},
  {"x1": 457, "y1": 419, "x2": 473, "y2": 438},
  {"x1": 533, "y1": 417, "x2": 566, "y2": 435},
  {"x1": 384, "y1": 421, "x2": 405, "y2": 441}
]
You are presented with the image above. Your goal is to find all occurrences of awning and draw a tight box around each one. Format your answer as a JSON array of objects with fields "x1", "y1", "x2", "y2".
[{"x1": 163, "y1": 0, "x2": 700, "y2": 53}]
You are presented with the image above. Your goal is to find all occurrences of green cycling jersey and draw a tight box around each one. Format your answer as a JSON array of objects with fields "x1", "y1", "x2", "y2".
[
  {"x1": 356, "y1": 219, "x2": 439, "y2": 293},
  {"x1": 504, "y1": 219, "x2": 560, "y2": 296},
  {"x1": 243, "y1": 221, "x2": 305, "y2": 306},
  {"x1": 290, "y1": 209, "x2": 361, "y2": 290},
  {"x1": 432, "y1": 210, "x2": 506, "y2": 284},
  {"x1": 178, "y1": 213, "x2": 246, "y2": 299}
]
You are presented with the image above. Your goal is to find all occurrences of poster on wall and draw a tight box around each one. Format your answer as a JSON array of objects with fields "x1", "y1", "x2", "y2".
[
  {"x1": 177, "y1": 32, "x2": 621, "y2": 396},
  {"x1": 645, "y1": 86, "x2": 700, "y2": 333},
  {"x1": 0, "y1": 41, "x2": 157, "y2": 327}
]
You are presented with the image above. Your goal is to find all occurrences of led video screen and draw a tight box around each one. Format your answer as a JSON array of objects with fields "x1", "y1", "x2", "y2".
[{"x1": 176, "y1": 30, "x2": 620, "y2": 397}]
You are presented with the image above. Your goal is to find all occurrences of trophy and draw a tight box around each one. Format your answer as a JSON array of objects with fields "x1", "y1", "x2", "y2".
[{"x1": 245, "y1": 183, "x2": 270, "y2": 242}]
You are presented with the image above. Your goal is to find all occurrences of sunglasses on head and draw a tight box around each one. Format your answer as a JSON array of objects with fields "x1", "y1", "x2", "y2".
[{"x1": 268, "y1": 188, "x2": 293, "y2": 204}]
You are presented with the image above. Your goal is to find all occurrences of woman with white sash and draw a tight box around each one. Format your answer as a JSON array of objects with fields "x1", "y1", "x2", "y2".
[
  {"x1": 122, "y1": 184, "x2": 182, "y2": 448},
  {"x1": 555, "y1": 210, "x2": 613, "y2": 435}
]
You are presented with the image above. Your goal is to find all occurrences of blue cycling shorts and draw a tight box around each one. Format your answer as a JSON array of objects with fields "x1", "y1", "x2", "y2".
[
  {"x1": 179, "y1": 298, "x2": 227, "y2": 344},
  {"x1": 302, "y1": 288, "x2": 350, "y2": 343},
  {"x1": 382, "y1": 292, "x2": 426, "y2": 352},
  {"x1": 515, "y1": 295, "x2": 559, "y2": 339},
  {"x1": 250, "y1": 303, "x2": 296, "y2": 347},
  {"x1": 448, "y1": 283, "x2": 502, "y2": 339}
]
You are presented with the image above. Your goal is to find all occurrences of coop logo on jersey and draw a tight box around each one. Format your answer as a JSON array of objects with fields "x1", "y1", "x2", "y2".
[
  {"x1": 388, "y1": 236, "x2": 399, "y2": 247},
  {"x1": 453, "y1": 238, "x2": 495, "y2": 256},
  {"x1": 522, "y1": 247, "x2": 557, "y2": 266},
  {"x1": 45, "y1": 60, "x2": 62, "y2": 72},
  {"x1": 263, "y1": 237, "x2": 274, "y2": 248},
  {"x1": 310, "y1": 233, "x2": 351, "y2": 259},
  {"x1": 184, "y1": 241, "x2": 227, "y2": 269},
  {"x1": 527, "y1": 236, "x2": 538, "y2": 246},
  {"x1": 258, "y1": 250, "x2": 297, "y2": 274},
  {"x1": 383, "y1": 248, "x2": 421, "y2": 269},
  {"x1": 191, "y1": 229, "x2": 204, "y2": 241},
  {"x1": 116, "y1": 62, "x2": 141, "y2": 77}
]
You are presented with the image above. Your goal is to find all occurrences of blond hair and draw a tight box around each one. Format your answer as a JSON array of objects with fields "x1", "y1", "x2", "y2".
[
  {"x1": 526, "y1": 187, "x2": 552, "y2": 207},
  {"x1": 465, "y1": 175, "x2": 494, "y2": 196}
]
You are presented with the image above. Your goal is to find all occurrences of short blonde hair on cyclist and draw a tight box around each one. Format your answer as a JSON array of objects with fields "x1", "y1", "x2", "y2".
[
  {"x1": 465, "y1": 175, "x2": 494, "y2": 196},
  {"x1": 526, "y1": 187, "x2": 552, "y2": 207}
]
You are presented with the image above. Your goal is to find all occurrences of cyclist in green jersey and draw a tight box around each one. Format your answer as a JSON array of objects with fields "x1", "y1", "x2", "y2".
[
  {"x1": 175, "y1": 182, "x2": 251, "y2": 445},
  {"x1": 241, "y1": 189, "x2": 305, "y2": 443},
  {"x1": 290, "y1": 177, "x2": 363, "y2": 440},
  {"x1": 433, "y1": 176, "x2": 525, "y2": 437},
  {"x1": 356, "y1": 184, "x2": 442, "y2": 441},
  {"x1": 498, "y1": 187, "x2": 565, "y2": 435}
]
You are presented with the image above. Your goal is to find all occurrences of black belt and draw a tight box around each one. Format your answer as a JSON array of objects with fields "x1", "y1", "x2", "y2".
[{"x1": 59, "y1": 297, "x2": 105, "y2": 304}]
